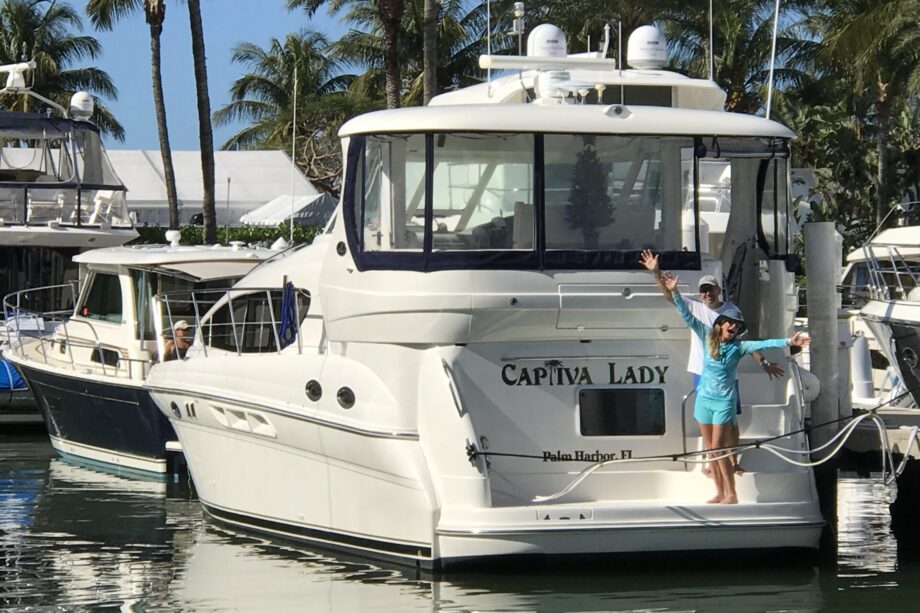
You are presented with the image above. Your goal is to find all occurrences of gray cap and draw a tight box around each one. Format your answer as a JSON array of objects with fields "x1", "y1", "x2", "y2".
[
  {"x1": 173, "y1": 320, "x2": 190, "y2": 331},
  {"x1": 713, "y1": 305, "x2": 747, "y2": 335},
  {"x1": 698, "y1": 275, "x2": 720, "y2": 289}
]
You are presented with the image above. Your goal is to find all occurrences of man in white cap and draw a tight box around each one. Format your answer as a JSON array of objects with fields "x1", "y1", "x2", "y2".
[
  {"x1": 163, "y1": 320, "x2": 192, "y2": 361},
  {"x1": 641, "y1": 252, "x2": 784, "y2": 475}
]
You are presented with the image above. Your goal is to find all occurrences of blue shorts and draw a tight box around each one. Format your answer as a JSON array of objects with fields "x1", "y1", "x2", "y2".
[
  {"x1": 693, "y1": 374, "x2": 742, "y2": 415},
  {"x1": 693, "y1": 395, "x2": 737, "y2": 425}
]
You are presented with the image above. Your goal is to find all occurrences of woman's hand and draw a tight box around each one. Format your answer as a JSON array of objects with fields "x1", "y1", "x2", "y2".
[
  {"x1": 662, "y1": 271, "x2": 679, "y2": 292},
  {"x1": 788, "y1": 331, "x2": 811, "y2": 347},
  {"x1": 639, "y1": 249, "x2": 659, "y2": 273}
]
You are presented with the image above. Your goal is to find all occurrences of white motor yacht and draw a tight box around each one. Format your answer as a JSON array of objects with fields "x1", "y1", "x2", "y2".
[
  {"x1": 146, "y1": 24, "x2": 823, "y2": 567},
  {"x1": 4, "y1": 234, "x2": 279, "y2": 475},
  {"x1": 0, "y1": 61, "x2": 139, "y2": 424}
]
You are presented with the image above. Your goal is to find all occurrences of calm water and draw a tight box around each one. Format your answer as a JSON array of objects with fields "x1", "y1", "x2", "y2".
[{"x1": 3, "y1": 427, "x2": 920, "y2": 612}]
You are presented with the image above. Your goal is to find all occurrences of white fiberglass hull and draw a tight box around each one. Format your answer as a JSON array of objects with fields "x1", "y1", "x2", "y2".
[{"x1": 148, "y1": 346, "x2": 824, "y2": 568}]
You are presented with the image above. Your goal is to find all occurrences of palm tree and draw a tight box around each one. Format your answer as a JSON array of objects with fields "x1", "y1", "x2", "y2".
[
  {"x1": 333, "y1": 0, "x2": 483, "y2": 107},
  {"x1": 422, "y1": 0, "x2": 437, "y2": 104},
  {"x1": 186, "y1": 0, "x2": 216, "y2": 244},
  {"x1": 819, "y1": 0, "x2": 920, "y2": 224},
  {"x1": 666, "y1": 1, "x2": 816, "y2": 114},
  {"x1": 0, "y1": 0, "x2": 122, "y2": 138},
  {"x1": 213, "y1": 31, "x2": 358, "y2": 193},
  {"x1": 286, "y1": 0, "x2": 406, "y2": 109},
  {"x1": 86, "y1": 0, "x2": 180, "y2": 229}
]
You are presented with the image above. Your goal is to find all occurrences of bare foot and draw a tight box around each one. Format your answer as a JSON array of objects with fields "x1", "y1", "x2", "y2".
[
  {"x1": 733, "y1": 465, "x2": 745, "y2": 476},
  {"x1": 720, "y1": 495, "x2": 738, "y2": 504},
  {"x1": 707, "y1": 494, "x2": 724, "y2": 504}
]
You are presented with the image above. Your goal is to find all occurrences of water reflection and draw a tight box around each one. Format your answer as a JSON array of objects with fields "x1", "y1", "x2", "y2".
[{"x1": 4, "y1": 430, "x2": 920, "y2": 611}]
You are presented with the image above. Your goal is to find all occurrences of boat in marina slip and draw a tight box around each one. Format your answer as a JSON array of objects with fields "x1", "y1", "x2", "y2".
[
  {"x1": 0, "y1": 60, "x2": 139, "y2": 424},
  {"x1": 145, "y1": 24, "x2": 823, "y2": 567},
  {"x1": 853, "y1": 216, "x2": 920, "y2": 419},
  {"x1": 3, "y1": 234, "x2": 280, "y2": 475}
]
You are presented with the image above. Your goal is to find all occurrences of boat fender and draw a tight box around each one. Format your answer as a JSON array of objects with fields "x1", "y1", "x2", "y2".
[{"x1": 795, "y1": 363, "x2": 820, "y2": 403}]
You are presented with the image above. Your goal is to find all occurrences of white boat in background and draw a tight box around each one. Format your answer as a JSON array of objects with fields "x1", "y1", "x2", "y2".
[
  {"x1": 147, "y1": 24, "x2": 822, "y2": 567},
  {"x1": 0, "y1": 60, "x2": 139, "y2": 425},
  {"x1": 4, "y1": 233, "x2": 280, "y2": 475}
]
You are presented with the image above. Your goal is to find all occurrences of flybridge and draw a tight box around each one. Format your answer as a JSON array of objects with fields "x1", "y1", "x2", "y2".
[{"x1": 430, "y1": 23, "x2": 727, "y2": 111}]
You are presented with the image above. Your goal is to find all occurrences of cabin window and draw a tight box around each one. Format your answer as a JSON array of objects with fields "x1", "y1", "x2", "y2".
[
  {"x1": 841, "y1": 263, "x2": 870, "y2": 309},
  {"x1": 544, "y1": 134, "x2": 687, "y2": 252},
  {"x1": 344, "y1": 132, "x2": 799, "y2": 271},
  {"x1": 759, "y1": 157, "x2": 791, "y2": 256},
  {"x1": 361, "y1": 134, "x2": 425, "y2": 252},
  {"x1": 204, "y1": 288, "x2": 310, "y2": 353},
  {"x1": 431, "y1": 133, "x2": 534, "y2": 250},
  {"x1": 79, "y1": 272, "x2": 123, "y2": 323},
  {"x1": 131, "y1": 270, "x2": 207, "y2": 341},
  {"x1": 578, "y1": 387, "x2": 665, "y2": 436}
]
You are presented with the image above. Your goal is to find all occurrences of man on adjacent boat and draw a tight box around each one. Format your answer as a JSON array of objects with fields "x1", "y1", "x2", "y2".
[
  {"x1": 163, "y1": 320, "x2": 192, "y2": 361},
  {"x1": 641, "y1": 252, "x2": 784, "y2": 475}
]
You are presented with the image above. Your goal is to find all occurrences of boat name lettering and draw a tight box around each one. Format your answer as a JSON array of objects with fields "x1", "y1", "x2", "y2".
[
  {"x1": 608, "y1": 363, "x2": 669, "y2": 385},
  {"x1": 500, "y1": 362, "x2": 668, "y2": 386},
  {"x1": 501, "y1": 363, "x2": 593, "y2": 386},
  {"x1": 542, "y1": 449, "x2": 633, "y2": 462}
]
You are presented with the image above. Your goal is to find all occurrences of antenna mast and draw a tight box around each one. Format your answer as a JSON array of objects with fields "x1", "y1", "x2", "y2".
[
  {"x1": 290, "y1": 65, "x2": 298, "y2": 243},
  {"x1": 765, "y1": 0, "x2": 781, "y2": 119}
]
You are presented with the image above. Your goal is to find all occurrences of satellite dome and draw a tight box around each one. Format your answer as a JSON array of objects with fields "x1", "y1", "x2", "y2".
[
  {"x1": 527, "y1": 24, "x2": 567, "y2": 57},
  {"x1": 70, "y1": 91, "x2": 95, "y2": 120},
  {"x1": 627, "y1": 25, "x2": 668, "y2": 69}
]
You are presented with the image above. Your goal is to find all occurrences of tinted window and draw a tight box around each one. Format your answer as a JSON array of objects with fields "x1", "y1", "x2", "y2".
[
  {"x1": 579, "y1": 388, "x2": 665, "y2": 436},
  {"x1": 80, "y1": 273, "x2": 123, "y2": 323}
]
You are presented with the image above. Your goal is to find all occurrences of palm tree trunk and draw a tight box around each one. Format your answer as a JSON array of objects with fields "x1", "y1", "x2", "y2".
[
  {"x1": 149, "y1": 22, "x2": 180, "y2": 230},
  {"x1": 876, "y1": 82, "x2": 891, "y2": 226},
  {"x1": 187, "y1": 0, "x2": 217, "y2": 244},
  {"x1": 379, "y1": 0, "x2": 405, "y2": 109},
  {"x1": 422, "y1": 0, "x2": 438, "y2": 105}
]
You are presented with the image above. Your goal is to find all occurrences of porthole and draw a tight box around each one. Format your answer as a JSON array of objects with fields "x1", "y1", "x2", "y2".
[
  {"x1": 337, "y1": 387, "x2": 355, "y2": 409},
  {"x1": 305, "y1": 380, "x2": 323, "y2": 402},
  {"x1": 170, "y1": 401, "x2": 181, "y2": 418},
  {"x1": 904, "y1": 347, "x2": 919, "y2": 370}
]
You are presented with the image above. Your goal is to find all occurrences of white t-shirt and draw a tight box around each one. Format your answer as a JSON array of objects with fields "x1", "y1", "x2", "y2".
[{"x1": 685, "y1": 297, "x2": 738, "y2": 375}]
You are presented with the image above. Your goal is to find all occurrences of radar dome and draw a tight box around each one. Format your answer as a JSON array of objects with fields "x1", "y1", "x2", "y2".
[
  {"x1": 527, "y1": 24, "x2": 567, "y2": 57},
  {"x1": 70, "y1": 91, "x2": 95, "y2": 120},
  {"x1": 627, "y1": 25, "x2": 667, "y2": 69}
]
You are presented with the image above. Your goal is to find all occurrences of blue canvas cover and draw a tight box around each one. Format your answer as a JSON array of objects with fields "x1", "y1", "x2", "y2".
[{"x1": 0, "y1": 358, "x2": 27, "y2": 391}]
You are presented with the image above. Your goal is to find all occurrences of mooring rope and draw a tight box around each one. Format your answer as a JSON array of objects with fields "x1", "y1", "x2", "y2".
[{"x1": 464, "y1": 385, "x2": 920, "y2": 502}]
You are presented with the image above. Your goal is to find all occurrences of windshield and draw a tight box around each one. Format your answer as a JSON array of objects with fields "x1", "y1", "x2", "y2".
[{"x1": 345, "y1": 132, "x2": 789, "y2": 271}]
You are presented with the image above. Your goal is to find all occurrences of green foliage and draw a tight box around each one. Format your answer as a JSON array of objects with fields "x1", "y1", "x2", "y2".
[
  {"x1": 0, "y1": 0, "x2": 122, "y2": 138},
  {"x1": 132, "y1": 223, "x2": 322, "y2": 247}
]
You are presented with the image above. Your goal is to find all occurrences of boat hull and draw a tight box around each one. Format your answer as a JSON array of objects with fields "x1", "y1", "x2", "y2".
[
  {"x1": 148, "y1": 344, "x2": 824, "y2": 568},
  {"x1": 17, "y1": 363, "x2": 176, "y2": 474}
]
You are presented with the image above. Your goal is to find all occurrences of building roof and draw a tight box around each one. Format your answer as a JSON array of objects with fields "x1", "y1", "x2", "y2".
[{"x1": 104, "y1": 149, "x2": 322, "y2": 226}]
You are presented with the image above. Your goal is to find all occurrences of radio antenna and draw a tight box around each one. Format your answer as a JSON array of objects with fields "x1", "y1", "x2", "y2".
[{"x1": 765, "y1": 0, "x2": 781, "y2": 119}]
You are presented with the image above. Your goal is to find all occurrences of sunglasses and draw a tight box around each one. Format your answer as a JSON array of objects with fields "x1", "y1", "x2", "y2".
[{"x1": 699, "y1": 284, "x2": 718, "y2": 293}]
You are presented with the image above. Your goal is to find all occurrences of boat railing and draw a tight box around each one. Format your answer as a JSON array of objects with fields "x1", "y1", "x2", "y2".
[
  {"x1": 0, "y1": 185, "x2": 132, "y2": 228},
  {"x1": 155, "y1": 285, "x2": 309, "y2": 359},
  {"x1": 862, "y1": 244, "x2": 920, "y2": 301},
  {"x1": 3, "y1": 283, "x2": 152, "y2": 380}
]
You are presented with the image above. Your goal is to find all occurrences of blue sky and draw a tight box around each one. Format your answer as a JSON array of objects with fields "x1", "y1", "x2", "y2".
[{"x1": 90, "y1": 1, "x2": 344, "y2": 151}]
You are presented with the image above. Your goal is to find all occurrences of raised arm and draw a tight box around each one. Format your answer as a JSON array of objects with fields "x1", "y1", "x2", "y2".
[
  {"x1": 739, "y1": 332, "x2": 811, "y2": 356},
  {"x1": 663, "y1": 272, "x2": 709, "y2": 341},
  {"x1": 640, "y1": 249, "x2": 672, "y2": 300}
]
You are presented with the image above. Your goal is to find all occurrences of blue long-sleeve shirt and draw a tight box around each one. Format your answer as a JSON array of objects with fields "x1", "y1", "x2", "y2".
[{"x1": 673, "y1": 293, "x2": 787, "y2": 404}]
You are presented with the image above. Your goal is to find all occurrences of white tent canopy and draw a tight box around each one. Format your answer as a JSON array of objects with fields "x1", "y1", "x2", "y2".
[
  {"x1": 240, "y1": 193, "x2": 337, "y2": 227},
  {"x1": 106, "y1": 150, "x2": 323, "y2": 226}
]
